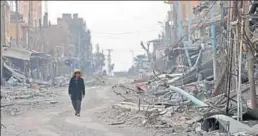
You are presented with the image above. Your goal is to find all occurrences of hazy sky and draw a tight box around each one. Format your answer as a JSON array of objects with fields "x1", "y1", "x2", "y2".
[{"x1": 47, "y1": 1, "x2": 169, "y2": 71}]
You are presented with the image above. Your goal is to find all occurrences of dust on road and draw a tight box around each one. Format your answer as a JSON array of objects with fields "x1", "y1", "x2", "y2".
[
  {"x1": 2, "y1": 85, "x2": 124, "y2": 136},
  {"x1": 2, "y1": 79, "x2": 162, "y2": 136}
]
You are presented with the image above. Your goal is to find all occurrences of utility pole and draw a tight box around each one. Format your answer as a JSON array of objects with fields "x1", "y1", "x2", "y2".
[
  {"x1": 187, "y1": 3, "x2": 192, "y2": 49},
  {"x1": 25, "y1": 0, "x2": 33, "y2": 79},
  {"x1": 130, "y1": 50, "x2": 134, "y2": 63},
  {"x1": 237, "y1": 1, "x2": 244, "y2": 120},
  {"x1": 106, "y1": 49, "x2": 113, "y2": 74},
  {"x1": 42, "y1": 1, "x2": 48, "y2": 52},
  {"x1": 78, "y1": 31, "x2": 81, "y2": 70},
  {"x1": 1, "y1": 1, "x2": 6, "y2": 84},
  {"x1": 174, "y1": 1, "x2": 192, "y2": 67},
  {"x1": 244, "y1": 0, "x2": 257, "y2": 109},
  {"x1": 166, "y1": 1, "x2": 177, "y2": 45},
  {"x1": 28, "y1": 1, "x2": 33, "y2": 49},
  {"x1": 225, "y1": 0, "x2": 234, "y2": 115},
  {"x1": 1, "y1": 1, "x2": 6, "y2": 46},
  {"x1": 210, "y1": 2, "x2": 217, "y2": 80},
  {"x1": 15, "y1": 0, "x2": 19, "y2": 48},
  {"x1": 172, "y1": 2, "x2": 177, "y2": 45},
  {"x1": 96, "y1": 44, "x2": 100, "y2": 53}
]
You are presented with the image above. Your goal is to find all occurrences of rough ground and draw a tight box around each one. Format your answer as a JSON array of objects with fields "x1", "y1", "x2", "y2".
[{"x1": 1, "y1": 78, "x2": 176, "y2": 136}]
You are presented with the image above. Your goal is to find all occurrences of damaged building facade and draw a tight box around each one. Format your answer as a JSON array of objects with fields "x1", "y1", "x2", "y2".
[
  {"x1": 127, "y1": 0, "x2": 258, "y2": 135},
  {"x1": 1, "y1": 1, "x2": 54, "y2": 83},
  {"x1": 55, "y1": 13, "x2": 93, "y2": 75},
  {"x1": 1, "y1": 1, "x2": 93, "y2": 85}
]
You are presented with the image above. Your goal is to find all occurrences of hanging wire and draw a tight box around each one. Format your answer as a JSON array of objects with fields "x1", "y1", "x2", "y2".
[{"x1": 225, "y1": 0, "x2": 235, "y2": 115}]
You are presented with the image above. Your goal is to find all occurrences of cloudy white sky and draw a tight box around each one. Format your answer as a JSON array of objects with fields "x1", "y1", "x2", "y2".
[{"x1": 47, "y1": 1, "x2": 169, "y2": 71}]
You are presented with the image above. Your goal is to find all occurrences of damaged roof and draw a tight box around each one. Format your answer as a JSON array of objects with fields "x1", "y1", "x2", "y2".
[
  {"x1": 2, "y1": 47, "x2": 52, "y2": 60},
  {"x1": 2, "y1": 47, "x2": 33, "y2": 60}
]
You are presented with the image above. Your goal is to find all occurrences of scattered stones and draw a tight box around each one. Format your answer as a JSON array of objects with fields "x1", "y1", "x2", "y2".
[
  {"x1": 1, "y1": 86, "x2": 63, "y2": 116},
  {"x1": 101, "y1": 82, "x2": 257, "y2": 136},
  {"x1": 49, "y1": 101, "x2": 58, "y2": 104}
]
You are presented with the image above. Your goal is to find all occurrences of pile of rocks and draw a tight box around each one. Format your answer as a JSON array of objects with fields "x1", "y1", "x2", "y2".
[{"x1": 1, "y1": 86, "x2": 62, "y2": 116}]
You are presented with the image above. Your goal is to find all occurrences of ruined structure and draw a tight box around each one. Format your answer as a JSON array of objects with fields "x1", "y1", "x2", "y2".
[
  {"x1": 1, "y1": 1, "x2": 11, "y2": 46},
  {"x1": 56, "y1": 13, "x2": 93, "y2": 75},
  {"x1": 18, "y1": 1, "x2": 42, "y2": 27},
  {"x1": 41, "y1": 13, "x2": 93, "y2": 75}
]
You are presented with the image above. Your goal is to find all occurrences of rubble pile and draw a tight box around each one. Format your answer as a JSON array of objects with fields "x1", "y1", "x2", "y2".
[
  {"x1": 85, "y1": 75, "x2": 107, "y2": 86},
  {"x1": 100, "y1": 84, "x2": 198, "y2": 134},
  {"x1": 52, "y1": 75, "x2": 70, "y2": 87},
  {"x1": 1, "y1": 86, "x2": 62, "y2": 116},
  {"x1": 104, "y1": 71, "x2": 258, "y2": 136}
]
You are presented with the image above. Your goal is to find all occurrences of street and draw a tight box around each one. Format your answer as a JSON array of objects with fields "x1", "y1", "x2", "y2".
[
  {"x1": 2, "y1": 85, "x2": 122, "y2": 136},
  {"x1": 1, "y1": 78, "x2": 164, "y2": 136},
  {"x1": 1, "y1": 1, "x2": 258, "y2": 136}
]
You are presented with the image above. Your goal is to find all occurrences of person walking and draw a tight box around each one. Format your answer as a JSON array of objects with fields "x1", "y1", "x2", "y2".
[{"x1": 68, "y1": 69, "x2": 85, "y2": 116}]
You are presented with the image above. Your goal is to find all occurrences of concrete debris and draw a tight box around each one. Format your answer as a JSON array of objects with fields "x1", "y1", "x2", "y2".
[
  {"x1": 1, "y1": 124, "x2": 6, "y2": 129},
  {"x1": 1, "y1": 86, "x2": 63, "y2": 116},
  {"x1": 108, "y1": 62, "x2": 257, "y2": 136},
  {"x1": 52, "y1": 76, "x2": 70, "y2": 87},
  {"x1": 3, "y1": 63, "x2": 26, "y2": 82},
  {"x1": 49, "y1": 101, "x2": 58, "y2": 104},
  {"x1": 117, "y1": 22, "x2": 258, "y2": 134},
  {"x1": 84, "y1": 75, "x2": 107, "y2": 86},
  {"x1": 113, "y1": 101, "x2": 166, "y2": 112},
  {"x1": 169, "y1": 85, "x2": 208, "y2": 107},
  {"x1": 97, "y1": 101, "x2": 229, "y2": 136},
  {"x1": 202, "y1": 114, "x2": 258, "y2": 135},
  {"x1": 108, "y1": 121, "x2": 125, "y2": 126}
]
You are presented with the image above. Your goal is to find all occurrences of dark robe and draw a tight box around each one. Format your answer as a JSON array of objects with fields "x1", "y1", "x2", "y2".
[{"x1": 68, "y1": 76, "x2": 85, "y2": 101}]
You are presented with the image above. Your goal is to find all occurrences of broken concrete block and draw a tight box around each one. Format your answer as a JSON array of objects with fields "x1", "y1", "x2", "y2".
[{"x1": 49, "y1": 101, "x2": 58, "y2": 104}]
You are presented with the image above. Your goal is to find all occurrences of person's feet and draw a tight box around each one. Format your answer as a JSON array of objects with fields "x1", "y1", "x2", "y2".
[
  {"x1": 75, "y1": 112, "x2": 80, "y2": 117},
  {"x1": 77, "y1": 113, "x2": 80, "y2": 117}
]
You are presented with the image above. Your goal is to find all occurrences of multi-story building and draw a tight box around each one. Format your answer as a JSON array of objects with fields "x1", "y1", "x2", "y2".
[
  {"x1": 178, "y1": 1, "x2": 200, "y2": 23},
  {"x1": 9, "y1": 11, "x2": 25, "y2": 47},
  {"x1": 18, "y1": 1, "x2": 42, "y2": 27},
  {"x1": 43, "y1": 19, "x2": 70, "y2": 54},
  {"x1": 165, "y1": 1, "x2": 201, "y2": 45},
  {"x1": 1, "y1": 1, "x2": 11, "y2": 45},
  {"x1": 5, "y1": 1, "x2": 43, "y2": 48},
  {"x1": 55, "y1": 13, "x2": 93, "y2": 74},
  {"x1": 167, "y1": 1, "x2": 221, "y2": 43},
  {"x1": 177, "y1": 1, "x2": 201, "y2": 41}
]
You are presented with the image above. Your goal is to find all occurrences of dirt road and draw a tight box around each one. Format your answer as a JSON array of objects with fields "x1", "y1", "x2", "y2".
[
  {"x1": 1, "y1": 77, "x2": 163, "y2": 136},
  {"x1": 1, "y1": 85, "x2": 123, "y2": 136}
]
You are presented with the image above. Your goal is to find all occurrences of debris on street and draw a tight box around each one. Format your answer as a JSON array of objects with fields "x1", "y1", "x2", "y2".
[
  {"x1": 1, "y1": 0, "x2": 258, "y2": 136},
  {"x1": 1, "y1": 86, "x2": 63, "y2": 116},
  {"x1": 84, "y1": 75, "x2": 107, "y2": 86},
  {"x1": 97, "y1": 1, "x2": 258, "y2": 135},
  {"x1": 100, "y1": 77, "x2": 258, "y2": 135},
  {"x1": 99, "y1": 1, "x2": 258, "y2": 134}
]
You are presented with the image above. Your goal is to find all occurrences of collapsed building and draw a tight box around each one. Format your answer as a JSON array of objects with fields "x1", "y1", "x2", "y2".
[
  {"x1": 121, "y1": 1, "x2": 258, "y2": 135},
  {"x1": 1, "y1": 1, "x2": 94, "y2": 85},
  {"x1": 2, "y1": 46, "x2": 52, "y2": 83}
]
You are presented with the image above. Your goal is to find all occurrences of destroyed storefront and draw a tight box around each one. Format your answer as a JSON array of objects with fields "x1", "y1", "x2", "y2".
[
  {"x1": 2, "y1": 47, "x2": 31, "y2": 83},
  {"x1": 30, "y1": 52, "x2": 52, "y2": 81},
  {"x1": 2, "y1": 47, "x2": 52, "y2": 84},
  {"x1": 118, "y1": 2, "x2": 258, "y2": 135}
]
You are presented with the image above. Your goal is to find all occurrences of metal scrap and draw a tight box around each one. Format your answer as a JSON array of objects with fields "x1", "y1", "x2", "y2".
[{"x1": 202, "y1": 114, "x2": 258, "y2": 135}]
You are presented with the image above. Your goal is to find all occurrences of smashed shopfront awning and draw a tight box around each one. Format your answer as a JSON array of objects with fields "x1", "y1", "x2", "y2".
[
  {"x1": 30, "y1": 52, "x2": 52, "y2": 59},
  {"x1": 2, "y1": 47, "x2": 33, "y2": 60},
  {"x1": 3, "y1": 63, "x2": 26, "y2": 82},
  {"x1": 3, "y1": 47, "x2": 52, "y2": 61}
]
